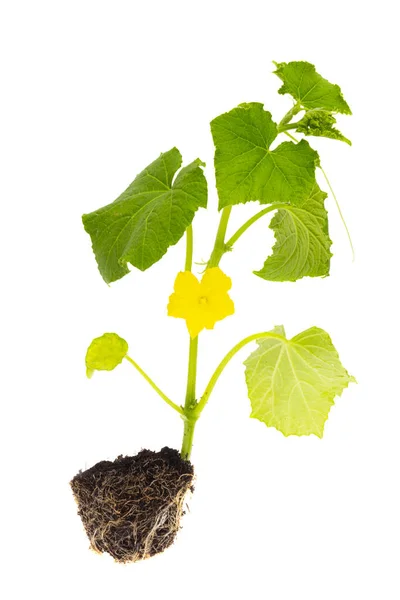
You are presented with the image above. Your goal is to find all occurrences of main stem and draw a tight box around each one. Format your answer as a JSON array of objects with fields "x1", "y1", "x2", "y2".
[
  {"x1": 207, "y1": 206, "x2": 232, "y2": 268},
  {"x1": 181, "y1": 225, "x2": 199, "y2": 460},
  {"x1": 181, "y1": 208, "x2": 233, "y2": 459},
  {"x1": 181, "y1": 335, "x2": 199, "y2": 459}
]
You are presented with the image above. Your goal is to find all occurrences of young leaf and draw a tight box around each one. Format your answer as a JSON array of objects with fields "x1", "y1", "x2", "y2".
[
  {"x1": 85, "y1": 333, "x2": 128, "y2": 378},
  {"x1": 295, "y1": 110, "x2": 351, "y2": 145},
  {"x1": 274, "y1": 61, "x2": 352, "y2": 114},
  {"x1": 255, "y1": 184, "x2": 332, "y2": 282},
  {"x1": 244, "y1": 326, "x2": 355, "y2": 437},
  {"x1": 211, "y1": 102, "x2": 319, "y2": 209},
  {"x1": 82, "y1": 148, "x2": 207, "y2": 283}
]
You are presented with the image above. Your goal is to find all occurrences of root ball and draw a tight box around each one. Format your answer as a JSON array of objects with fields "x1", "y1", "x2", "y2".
[{"x1": 70, "y1": 447, "x2": 194, "y2": 563}]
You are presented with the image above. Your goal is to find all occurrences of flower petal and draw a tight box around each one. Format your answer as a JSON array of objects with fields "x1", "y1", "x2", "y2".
[
  {"x1": 167, "y1": 267, "x2": 234, "y2": 337},
  {"x1": 186, "y1": 309, "x2": 205, "y2": 338},
  {"x1": 168, "y1": 271, "x2": 201, "y2": 320},
  {"x1": 206, "y1": 294, "x2": 235, "y2": 324},
  {"x1": 167, "y1": 293, "x2": 189, "y2": 319},
  {"x1": 200, "y1": 267, "x2": 232, "y2": 294},
  {"x1": 174, "y1": 271, "x2": 200, "y2": 295}
]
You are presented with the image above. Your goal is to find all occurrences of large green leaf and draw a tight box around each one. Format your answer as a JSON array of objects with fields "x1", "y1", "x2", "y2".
[
  {"x1": 255, "y1": 184, "x2": 332, "y2": 282},
  {"x1": 85, "y1": 333, "x2": 128, "y2": 378},
  {"x1": 244, "y1": 326, "x2": 355, "y2": 437},
  {"x1": 82, "y1": 148, "x2": 207, "y2": 283},
  {"x1": 274, "y1": 61, "x2": 352, "y2": 114},
  {"x1": 210, "y1": 102, "x2": 319, "y2": 209},
  {"x1": 295, "y1": 110, "x2": 351, "y2": 145}
]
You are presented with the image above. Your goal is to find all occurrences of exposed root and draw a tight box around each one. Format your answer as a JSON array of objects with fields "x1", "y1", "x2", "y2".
[{"x1": 70, "y1": 447, "x2": 194, "y2": 563}]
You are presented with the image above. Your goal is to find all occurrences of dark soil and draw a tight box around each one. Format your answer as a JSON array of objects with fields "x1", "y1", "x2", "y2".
[{"x1": 70, "y1": 447, "x2": 194, "y2": 563}]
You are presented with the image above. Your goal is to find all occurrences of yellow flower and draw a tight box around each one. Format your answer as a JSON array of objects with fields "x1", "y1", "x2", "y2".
[{"x1": 167, "y1": 267, "x2": 235, "y2": 338}]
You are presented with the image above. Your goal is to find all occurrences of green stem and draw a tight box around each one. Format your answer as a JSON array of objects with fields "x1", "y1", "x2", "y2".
[
  {"x1": 194, "y1": 331, "x2": 284, "y2": 417},
  {"x1": 185, "y1": 224, "x2": 193, "y2": 271},
  {"x1": 278, "y1": 103, "x2": 301, "y2": 127},
  {"x1": 226, "y1": 204, "x2": 287, "y2": 248},
  {"x1": 181, "y1": 335, "x2": 199, "y2": 459},
  {"x1": 277, "y1": 122, "x2": 301, "y2": 132},
  {"x1": 124, "y1": 355, "x2": 183, "y2": 416},
  {"x1": 184, "y1": 336, "x2": 198, "y2": 408},
  {"x1": 283, "y1": 131, "x2": 299, "y2": 143},
  {"x1": 207, "y1": 206, "x2": 232, "y2": 268},
  {"x1": 181, "y1": 417, "x2": 197, "y2": 461},
  {"x1": 181, "y1": 206, "x2": 233, "y2": 458}
]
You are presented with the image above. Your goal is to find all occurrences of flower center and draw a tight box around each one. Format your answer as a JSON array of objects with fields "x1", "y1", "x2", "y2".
[{"x1": 199, "y1": 296, "x2": 208, "y2": 305}]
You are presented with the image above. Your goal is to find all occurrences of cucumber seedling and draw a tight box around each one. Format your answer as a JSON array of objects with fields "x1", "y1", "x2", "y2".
[{"x1": 71, "y1": 61, "x2": 356, "y2": 563}]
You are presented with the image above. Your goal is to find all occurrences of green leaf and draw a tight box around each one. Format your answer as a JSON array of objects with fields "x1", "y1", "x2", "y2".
[
  {"x1": 255, "y1": 184, "x2": 332, "y2": 282},
  {"x1": 210, "y1": 102, "x2": 319, "y2": 209},
  {"x1": 274, "y1": 61, "x2": 352, "y2": 114},
  {"x1": 295, "y1": 110, "x2": 351, "y2": 145},
  {"x1": 82, "y1": 148, "x2": 207, "y2": 283},
  {"x1": 85, "y1": 333, "x2": 128, "y2": 378},
  {"x1": 244, "y1": 327, "x2": 355, "y2": 437}
]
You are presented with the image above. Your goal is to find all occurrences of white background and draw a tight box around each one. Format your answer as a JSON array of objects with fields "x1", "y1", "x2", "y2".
[{"x1": 1, "y1": 1, "x2": 399, "y2": 598}]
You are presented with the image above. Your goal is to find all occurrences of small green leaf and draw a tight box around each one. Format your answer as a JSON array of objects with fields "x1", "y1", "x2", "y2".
[
  {"x1": 255, "y1": 184, "x2": 332, "y2": 282},
  {"x1": 82, "y1": 148, "x2": 207, "y2": 283},
  {"x1": 85, "y1": 333, "x2": 128, "y2": 378},
  {"x1": 274, "y1": 61, "x2": 352, "y2": 114},
  {"x1": 295, "y1": 110, "x2": 351, "y2": 145},
  {"x1": 244, "y1": 327, "x2": 355, "y2": 437},
  {"x1": 211, "y1": 102, "x2": 319, "y2": 209}
]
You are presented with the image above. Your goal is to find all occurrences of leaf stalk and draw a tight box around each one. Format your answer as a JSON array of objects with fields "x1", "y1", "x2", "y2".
[
  {"x1": 184, "y1": 224, "x2": 193, "y2": 271},
  {"x1": 226, "y1": 203, "x2": 288, "y2": 248},
  {"x1": 124, "y1": 355, "x2": 183, "y2": 416},
  {"x1": 194, "y1": 331, "x2": 285, "y2": 417}
]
